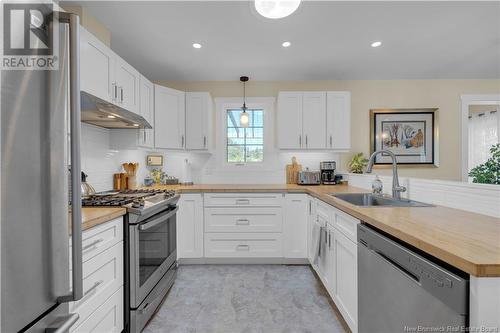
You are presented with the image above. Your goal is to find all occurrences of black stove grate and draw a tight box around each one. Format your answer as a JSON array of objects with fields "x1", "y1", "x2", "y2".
[{"x1": 82, "y1": 189, "x2": 176, "y2": 207}]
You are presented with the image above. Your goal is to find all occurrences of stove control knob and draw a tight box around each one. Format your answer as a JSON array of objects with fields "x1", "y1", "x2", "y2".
[{"x1": 132, "y1": 200, "x2": 142, "y2": 208}]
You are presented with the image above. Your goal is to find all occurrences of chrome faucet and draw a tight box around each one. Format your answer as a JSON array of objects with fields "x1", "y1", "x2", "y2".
[{"x1": 366, "y1": 150, "x2": 406, "y2": 200}]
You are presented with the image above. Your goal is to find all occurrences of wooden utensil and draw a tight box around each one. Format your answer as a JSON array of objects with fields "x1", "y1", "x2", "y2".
[{"x1": 286, "y1": 156, "x2": 302, "y2": 184}]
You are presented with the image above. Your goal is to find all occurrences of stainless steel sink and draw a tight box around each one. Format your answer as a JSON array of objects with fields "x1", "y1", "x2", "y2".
[{"x1": 330, "y1": 193, "x2": 433, "y2": 207}]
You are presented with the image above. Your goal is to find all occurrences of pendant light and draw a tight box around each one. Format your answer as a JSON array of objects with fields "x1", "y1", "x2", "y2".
[
  {"x1": 240, "y1": 76, "x2": 249, "y2": 128},
  {"x1": 254, "y1": 0, "x2": 301, "y2": 19}
]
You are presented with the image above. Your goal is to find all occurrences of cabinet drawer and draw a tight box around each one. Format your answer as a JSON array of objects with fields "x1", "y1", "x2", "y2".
[
  {"x1": 204, "y1": 207, "x2": 283, "y2": 233},
  {"x1": 204, "y1": 233, "x2": 283, "y2": 258},
  {"x1": 333, "y1": 208, "x2": 360, "y2": 242},
  {"x1": 69, "y1": 241, "x2": 123, "y2": 329},
  {"x1": 204, "y1": 193, "x2": 283, "y2": 207},
  {"x1": 71, "y1": 285, "x2": 124, "y2": 333},
  {"x1": 71, "y1": 217, "x2": 123, "y2": 264},
  {"x1": 316, "y1": 200, "x2": 332, "y2": 224}
]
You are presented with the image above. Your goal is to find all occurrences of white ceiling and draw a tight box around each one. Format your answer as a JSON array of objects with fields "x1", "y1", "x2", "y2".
[{"x1": 70, "y1": 1, "x2": 500, "y2": 81}]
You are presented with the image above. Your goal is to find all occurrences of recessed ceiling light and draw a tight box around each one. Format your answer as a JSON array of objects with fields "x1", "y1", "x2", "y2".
[
  {"x1": 282, "y1": 41, "x2": 291, "y2": 48},
  {"x1": 192, "y1": 43, "x2": 202, "y2": 49},
  {"x1": 132, "y1": 124, "x2": 139, "y2": 127},
  {"x1": 107, "y1": 115, "x2": 116, "y2": 119},
  {"x1": 371, "y1": 41, "x2": 382, "y2": 48}
]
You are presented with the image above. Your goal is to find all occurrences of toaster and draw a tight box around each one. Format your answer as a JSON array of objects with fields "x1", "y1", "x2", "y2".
[{"x1": 297, "y1": 170, "x2": 321, "y2": 185}]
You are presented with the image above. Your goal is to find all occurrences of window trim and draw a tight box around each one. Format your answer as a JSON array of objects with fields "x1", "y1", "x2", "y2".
[{"x1": 215, "y1": 97, "x2": 276, "y2": 171}]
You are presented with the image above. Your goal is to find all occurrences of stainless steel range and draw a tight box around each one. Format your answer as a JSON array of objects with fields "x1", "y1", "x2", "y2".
[{"x1": 83, "y1": 189, "x2": 179, "y2": 333}]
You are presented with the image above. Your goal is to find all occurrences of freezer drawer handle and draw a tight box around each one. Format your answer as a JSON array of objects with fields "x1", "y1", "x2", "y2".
[
  {"x1": 45, "y1": 313, "x2": 79, "y2": 333},
  {"x1": 82, "y1": 238, "x2": 104, "y2": 252}
]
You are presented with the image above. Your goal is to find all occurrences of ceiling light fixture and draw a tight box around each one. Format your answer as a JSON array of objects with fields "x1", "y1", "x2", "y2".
[
  {"x1": 107, "y1": 115, "x2": 116, "y2": 119},
  {"x1": 282, "y1": 41, "x2": 291, "y2": 48},
  {"x1": 192, "y1": 43, "x2": 202, "y2": 49},
  {"x1": 240, "y1": 76, "x2": 249, "y2": 128},
  {"x1": 371, "y1": 41, "x2": 382, "y2": 48},
  {"x1": 255, "y1": 0, "x2": 301, "y2": 19}
]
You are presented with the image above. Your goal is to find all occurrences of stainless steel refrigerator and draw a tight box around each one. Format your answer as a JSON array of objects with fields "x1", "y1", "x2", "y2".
[{"x1": 1, "y1": 8, "x2": 83, "y2": 333}]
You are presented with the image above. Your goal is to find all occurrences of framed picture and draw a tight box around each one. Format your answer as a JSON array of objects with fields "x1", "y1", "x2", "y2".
[{"x1": 370, "y1": 109, "x2": 438, "y2": 165}]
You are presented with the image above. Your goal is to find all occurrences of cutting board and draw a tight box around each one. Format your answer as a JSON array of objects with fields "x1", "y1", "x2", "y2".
[{"x1": 286, "y1": 157, "x2": 302, "y2": 184}]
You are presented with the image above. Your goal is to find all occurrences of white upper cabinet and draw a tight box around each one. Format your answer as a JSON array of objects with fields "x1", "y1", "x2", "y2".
[
  {"x1": 115, "y1": 56, "x2": 140, "y2": 114},
  {"x1": 283, "y1": 194, "x2": 308, "y2": 258},
  {"x1": 185, "y1": 92, "x2": 212, "y2": 150},
  {"x1": 277, "y1": 91, "x2": 350, "y2": 151},
  {"x1": 277, "y1": 92, "x2": 303, "y2": 149},
  {"x1": 80, "y1": 28, "x2": 115, "y2": 103},
  {"x1": 80, "y1": 27, "x2": 141, "y2": 116},
  {"x1": 302, "y1": 92, "x2": 327, "y2": 149},
  {"x1": 138, "y1": 75, "x2": 154, "y2": 148},
  {"x1": 154, "y1": 85, "x2": 186, "y2": 150},
  {"x1": 327, "y1": 92, "x2": 351, "y2": 150}
]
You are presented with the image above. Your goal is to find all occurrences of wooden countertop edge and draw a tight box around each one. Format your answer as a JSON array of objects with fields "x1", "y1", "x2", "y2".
[
  {"x1": 168, "y1": 185, "x2": 500, "y2": 277},
  {"x1": 81, "y1": 208, "x2": 127, "y2": 231}
]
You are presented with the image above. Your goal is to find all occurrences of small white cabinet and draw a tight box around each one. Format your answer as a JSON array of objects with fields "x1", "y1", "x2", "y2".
[
  {"x1": 177, "y1": 194, "x2": 204, "y2": 258},
  {"x1": 80, "y1": 28, "x2": 115, "y2": 104},
  {"x1": 333, "y1": 230, "x2": 358, "y2": 332},
  {"x1": 115, "y1": 56, "x2": 140, "y2": 114},
  {"x1": 327, "y1": 92, "x2": 351, "y2": 150},
  {"x1": 277, "y1": 90, "x2": 350, "y2": 151},
  {"x1": 138, "y1": 75, "x2": 154, "y2": 148},
  {"x1": 307, "y1": 196, "x2": 317, "y2": 264},
  {"x1": 283, "y1": 194, "x2": 308, "y2": 258},
  {"x1": 185, "y1": 92, "x2": 212, "y2": 150},
  {"x1": 154, "y1": 85, "x2": 186, "y2": 149}
]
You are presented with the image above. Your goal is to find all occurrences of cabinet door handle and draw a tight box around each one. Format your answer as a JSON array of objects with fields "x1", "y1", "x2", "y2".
[
  {"x1": 299, "y1": 135, "x2": 302, "y2": 147},
  {"x1": 235, "y1": 219, "x2": 250, "y2": 225},
  {"x1": 112, "y1": 83, "x2": 117, "y2": 101},
  {"x1": 236, "y1": 199, "x2": 250, "y2": 205},
  {"x1": 305, "y1": 135, "x2": 308, "y2": 147},
  {"x1": 236, "y1": 244, "x2": 250, "y2": 251},
  {"x1": 181, "y1": 135, "x2": 184, "y2": 147},
  {"x1": 330, "y1": 135, "x2": 333, "y2": 147},
  {"x1": 120, "y1": 87, "x2": 124, "y2": 103},
  {"x1": 83, "y1": 280, "x2": 104, "y2": 297},
  {"x1": 144, "y1": 130, "x2": 146, "y2": 142},
  {"x1": 82, "y1": 238, "x2": 104, "y2": 252},
  {"x1": 203, "y1": 136, "x2": 207, "y2": 148},
  {"x1": 328, "y1": 231, "x2": 331, "y2": 249}
]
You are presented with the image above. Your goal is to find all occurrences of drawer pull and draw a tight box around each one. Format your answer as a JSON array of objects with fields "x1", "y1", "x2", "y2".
[
  {"x1": 236, "y1": 245, "x2": 250, "y2": 251},
  {"x1": 235, "y1": 199, "x2": 250, "y2": 205},
  {"x1": 83, "y1": 280, "x2": 104, "y2": 297},
  {"x1": 235, "y1": 219, "x2": 250, "y2": 225},
  {"x1": 82, "y1": 238, "x2": 104, "y2": 252}
]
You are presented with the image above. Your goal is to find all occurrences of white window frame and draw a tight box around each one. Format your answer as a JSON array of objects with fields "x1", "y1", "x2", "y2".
[{"x1": 214, "y1": 97, "x2": 276, "y2": 172}]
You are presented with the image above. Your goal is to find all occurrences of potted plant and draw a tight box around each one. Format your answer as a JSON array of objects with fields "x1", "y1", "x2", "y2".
[
  {"x1": 468, "y1": 143, "x2": 500, "y2": 185},
  {"x1": 348, "y1": 153, "x2": 369, "y2": 174}
]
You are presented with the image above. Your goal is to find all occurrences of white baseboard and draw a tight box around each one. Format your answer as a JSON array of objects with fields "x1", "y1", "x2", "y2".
[{"x1": 178, "y1": 257, "x2": 309, "y2": 265}]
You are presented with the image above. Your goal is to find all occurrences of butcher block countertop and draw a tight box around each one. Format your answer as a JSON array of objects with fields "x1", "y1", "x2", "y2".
[
  {"x1": 81, "y1": 207, "x2": 126, "y2": 231},
  {"x1": 149, "y1": 183, "x2": 500, "y2": 277}
]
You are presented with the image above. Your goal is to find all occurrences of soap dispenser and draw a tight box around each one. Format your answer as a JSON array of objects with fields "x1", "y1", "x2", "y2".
[{"x1": 372, "y1": 175, "x2": 383, "y2": 195}]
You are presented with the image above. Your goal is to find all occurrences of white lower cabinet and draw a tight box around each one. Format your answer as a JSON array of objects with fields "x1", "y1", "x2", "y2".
[
  {"x1": 204, "y1": 233, "x2": 283, "y2": 258},
  {"x1": 333, "y1": 230, "x2": 358, "y2": 332},
  {"x1": 307, "y1": 196, "x2": 317, "y2": 264},
  {"x1": 177, "y1": 194, "x2": 204, "y2": 259},
  {"x1": 70, "y1": 218, "x2": 124, "y2": 332},
  {"x1": 283, "y1": 194, "x2": 308, "y2": 258},
  {"x1": 72, "y1": 286, "x2": 124, "y2": 333}
]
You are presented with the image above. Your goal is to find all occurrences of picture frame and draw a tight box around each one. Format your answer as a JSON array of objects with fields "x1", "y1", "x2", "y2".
[
  {"x1": 370, "y1": 108, "x2": 438, "y2": 166},
  {"x1": 147, "y1": 155, "x2": 164, "y2": 167}
]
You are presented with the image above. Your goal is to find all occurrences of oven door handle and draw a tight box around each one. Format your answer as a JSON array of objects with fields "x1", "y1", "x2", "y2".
[{"x1": 139, "y1": 207, "x2": 178, "y2": 231}]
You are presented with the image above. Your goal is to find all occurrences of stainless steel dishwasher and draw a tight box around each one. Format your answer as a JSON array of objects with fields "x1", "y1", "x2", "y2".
[{"x1": 358, "y1": 224, "x2": 469, "y2": 333}]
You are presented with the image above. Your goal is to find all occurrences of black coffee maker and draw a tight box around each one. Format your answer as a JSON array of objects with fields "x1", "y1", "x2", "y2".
[{"x1": 320, "y1": 161, "x2": 340, "y2": 185}]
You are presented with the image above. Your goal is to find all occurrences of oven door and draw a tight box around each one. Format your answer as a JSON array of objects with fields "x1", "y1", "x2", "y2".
[{"x1": 129, "y1": 206, "x2": 178, "y2": 308}]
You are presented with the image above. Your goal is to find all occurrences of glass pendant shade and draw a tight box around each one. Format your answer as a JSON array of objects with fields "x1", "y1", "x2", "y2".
[
  {"x1": 254, "y1": 0, "x2": 301, "y2": 19},
  {"x1": 240, "y1": 110, "x2": 249, "y2": 128}
]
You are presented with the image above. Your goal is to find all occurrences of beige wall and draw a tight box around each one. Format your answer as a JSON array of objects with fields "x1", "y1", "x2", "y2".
[
  {"x1": 61, "y1": 4, "x2": 111, "y2": 46},
  {"x1": 156, "y1": 80, "x2": 500, "y2": 181}
]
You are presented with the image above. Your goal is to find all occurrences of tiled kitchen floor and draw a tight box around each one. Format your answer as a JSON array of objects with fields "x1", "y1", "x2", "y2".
[{"x1": 143, "y1": 265, "x2": 348, "y2": 333}]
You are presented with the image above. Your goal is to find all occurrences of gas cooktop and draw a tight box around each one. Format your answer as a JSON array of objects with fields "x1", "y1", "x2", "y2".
[{"x1": 82, "y1": 189, "x2": 176, "y2": 207}]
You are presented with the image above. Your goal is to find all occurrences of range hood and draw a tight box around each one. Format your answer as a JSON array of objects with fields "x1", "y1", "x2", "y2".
[{"x1": 80, "y1": 91, "x2": 152, "y2": 129}]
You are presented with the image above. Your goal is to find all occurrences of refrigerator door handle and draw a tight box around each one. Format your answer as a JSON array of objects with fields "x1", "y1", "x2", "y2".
[
  {"x1": 45, "y1": 313, "x2": 80, "y2": 333},
  {"x1": 57, "y1": 12, "x2": 83, "y2": 303}
]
